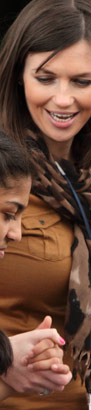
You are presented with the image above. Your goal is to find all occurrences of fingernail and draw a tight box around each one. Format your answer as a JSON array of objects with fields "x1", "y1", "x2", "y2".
[
  {"x1": 22, "y1": 356, "x2": 28, "y2": 366},
  {"x1": 60, "y1": 337, "x2": 66, "y2": 345},
  {"x1": 28, "y1": 350, "x2": 34, "y2": 358},
  {"x1": 28, "y1": 364, "x2": 33, "y2": 370},
  {"x1": 52, "y1": 364, "x2": 59, "y2": 370}
]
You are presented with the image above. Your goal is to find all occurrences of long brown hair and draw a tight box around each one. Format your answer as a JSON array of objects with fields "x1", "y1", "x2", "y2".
[{"x1": 0, "y1": 0, "x2": 91, "y2": 168}]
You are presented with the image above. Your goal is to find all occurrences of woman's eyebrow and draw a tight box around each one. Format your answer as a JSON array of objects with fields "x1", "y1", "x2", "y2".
[
  {"x1": 35, "y1": 67, "x2": 54, "y2": 74},
  {"x1": 35, "y1": 68, "x2": 91, "y2": 76}
]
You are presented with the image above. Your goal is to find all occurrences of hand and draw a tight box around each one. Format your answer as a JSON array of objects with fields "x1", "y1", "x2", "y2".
[
  {"x1": 22, "y1": 316, "x2": 72, "y2": 392},
  {"x1": 22, "y1": 315, "x2": 65, "y2": 368},
  {"x1": 2, "y1": 317, "x2": 71, "y2": 394},
  {"x1": 26, "y1": 343, "x2": 71, "y2": 393}
]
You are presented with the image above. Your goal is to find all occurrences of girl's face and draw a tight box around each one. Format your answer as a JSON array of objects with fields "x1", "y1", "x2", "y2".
[
  {"x1": 23, "y1": 40, "x2": 91, "y2": 145},
  {"x1": 0, "y1": 176, "x2": 31, "y2": 258}
]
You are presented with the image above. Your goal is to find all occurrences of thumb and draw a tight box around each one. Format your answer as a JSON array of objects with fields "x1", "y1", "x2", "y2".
[{"x1": 37, "y1": 316, "x2": 52, "y2": 330}]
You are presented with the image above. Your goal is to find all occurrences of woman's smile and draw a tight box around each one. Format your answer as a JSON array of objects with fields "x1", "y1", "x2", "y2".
[
  {"x1": 45, "y1": 109, "x2": 80, "y2": 129},
  {"x1": 23, "y1": 40, "x2": 91, "y2": 149}
]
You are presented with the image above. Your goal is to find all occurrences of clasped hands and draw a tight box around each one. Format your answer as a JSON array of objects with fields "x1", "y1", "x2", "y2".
[
  {"x1": 22, "y1": 315, "x2": 72, "y2": 394},
  {"x1": 2, "y1": 316, "x2": 72, "y2": 397}
]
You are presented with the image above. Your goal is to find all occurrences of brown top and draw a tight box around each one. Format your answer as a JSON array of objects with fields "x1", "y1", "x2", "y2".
[{"x1": 0, "y1": 195, "x2": 87, "y2": 409}]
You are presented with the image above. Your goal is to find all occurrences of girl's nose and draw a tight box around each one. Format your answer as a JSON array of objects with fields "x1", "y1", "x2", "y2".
[{"x1": 7, "y1": 219, "x2": 22, "y2": 242}]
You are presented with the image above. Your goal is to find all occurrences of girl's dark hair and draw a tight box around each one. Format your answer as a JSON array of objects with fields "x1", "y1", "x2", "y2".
[
  {"x1": 0, "y1": 329, "x2": 13, "y2": 375},
  {"x1": 0, "y1": 0, "x2": 91, "y2": 168},
  {"x1": 0, "y1": 131, "x2": 34, "y2": 188}
]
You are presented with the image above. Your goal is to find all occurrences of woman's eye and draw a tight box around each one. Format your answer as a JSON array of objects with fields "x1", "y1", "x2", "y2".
[
  {"x1": 4, "y1": 214, "x2": 16, "y2": 221},
  {"x1": 36, "y1": 77, "x2": 54, "y2": 84},
  {"x1": 73, "y1": 79, "x2": 91, "y2": 87}
]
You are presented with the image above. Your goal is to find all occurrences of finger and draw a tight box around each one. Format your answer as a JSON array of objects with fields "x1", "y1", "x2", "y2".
[
  {"x1": 22, "y1": 348, "x2": 63, "y2": 367},
  {"x1": 51, "y1": 363, "x2": 70, "y2": 374},
  {"x1": 23, "y1": 344, "x2": 64, "y2": 366},
  {"x1": 31, "y1": 328, "x2": 66, "y2": 347},
  {"x1": 30, "y1": 346, "x2": 63, "y2": 363},
  {"x1": 28, "y1": 360, "x2": 69, "y2": 374},
  {"x1": 21, "y1": 330, "x2": 65, "y2": 366},
  {"x1": 37, "y1": 316, "x2": 52, "y2": 330},
  {"x1": 28, "y1": 339, "x2": 55, "y2": 359},
  {"x1": 30, "y1": 371, "x2": 66, "y2": 392},
  {"x1": 28, "y1": 357, "x2": 60, "y2": 371},
  {"x1": 41, "y1": 369, "x2": 72, "y2": 386},
  {"x1": 22, "y1": 340, "x2": 55, "y2": 366}
]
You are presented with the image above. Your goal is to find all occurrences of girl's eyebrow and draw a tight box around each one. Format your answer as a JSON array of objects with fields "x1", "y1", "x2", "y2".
[
  {"x1": 6, "y1": 201, "x2": 25, "y2": 211},
  {"x1": 72, "y1": 72, "x2": 91, "y2": 78}
]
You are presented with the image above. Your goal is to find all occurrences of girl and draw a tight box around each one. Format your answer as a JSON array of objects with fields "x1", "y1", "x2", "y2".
[{"x1": 0, "y1": 132, "x2": 68, "y2": 400}]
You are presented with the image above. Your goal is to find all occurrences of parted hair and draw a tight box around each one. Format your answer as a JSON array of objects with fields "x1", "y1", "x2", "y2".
[{"x1": 0, "y1": 0, "x2": 91, "y2": 168}]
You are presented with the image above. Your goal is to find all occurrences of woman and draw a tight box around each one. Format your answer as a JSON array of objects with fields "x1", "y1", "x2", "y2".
[
  {"x1": 0, "y1": 0, "x2": 90, "y2": 409},
  {"x1": 0, "y1": 131, "x2": 70, "y2": 400}
]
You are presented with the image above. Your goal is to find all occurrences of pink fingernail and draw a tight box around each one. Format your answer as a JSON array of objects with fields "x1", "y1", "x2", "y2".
[
  {"x1": 60, "y1": 337, "x2": 66, "y2": 345},
  {"x1": 22, "y1": 356, "x2": 28, "y2": 365}
]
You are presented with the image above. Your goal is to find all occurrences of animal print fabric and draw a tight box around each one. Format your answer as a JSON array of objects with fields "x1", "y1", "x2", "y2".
[{"x1": 26, "y1": 134, "x2": 91, "y2": 391}]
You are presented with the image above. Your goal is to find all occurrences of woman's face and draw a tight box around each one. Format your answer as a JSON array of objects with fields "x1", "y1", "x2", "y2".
[
  {"x1": 23, "y1": 40, "x2": 91, "y2": 145},
  {"x1": 0, "y1": 176, "x2": 31, "y2": 258}
]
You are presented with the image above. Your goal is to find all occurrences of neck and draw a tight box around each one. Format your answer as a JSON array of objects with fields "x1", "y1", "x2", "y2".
[{"x1": 42, "y1": 135, "x2": 73, "y2": 162}]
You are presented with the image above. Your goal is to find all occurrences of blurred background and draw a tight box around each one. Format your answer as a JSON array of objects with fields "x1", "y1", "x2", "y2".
[{"x1": 0, "y1": 1, "x2": 31, "y2": 40}]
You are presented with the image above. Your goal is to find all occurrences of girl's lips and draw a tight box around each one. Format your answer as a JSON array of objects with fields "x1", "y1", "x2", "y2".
[
  {"x1": 46, "y1": 110, "x2": 79, "y2": 129},
  {"x1": 0, "y1": 250, "x2": 5, "y2": 258}
]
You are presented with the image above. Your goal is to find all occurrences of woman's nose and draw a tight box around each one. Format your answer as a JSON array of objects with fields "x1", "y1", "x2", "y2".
[{"x1": 53, "y1": 81, "x2": 74, "y2": 108}]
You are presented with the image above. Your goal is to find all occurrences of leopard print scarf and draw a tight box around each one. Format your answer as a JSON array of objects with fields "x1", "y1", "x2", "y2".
[{"x1": 26, "y1": 134, "x2": 91, "y2": 392}]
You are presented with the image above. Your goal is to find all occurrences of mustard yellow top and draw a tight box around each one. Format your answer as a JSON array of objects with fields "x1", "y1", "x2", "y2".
[{"x1": 0, "y1": 195, "x2": 87, "y2": 409}]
